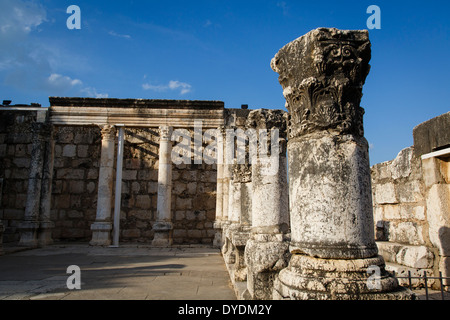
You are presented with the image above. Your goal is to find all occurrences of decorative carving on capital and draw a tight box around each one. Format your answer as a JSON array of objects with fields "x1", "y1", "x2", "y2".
[
  {"x1": 232, "y1": 163, "x2": 252, "y2": 183},
  {"x1": 159, "y1": 126, "x2": 173, "y2": 141},
  {"x1": 245, "y1": 109, "x2": 288, "y2": 156},
  {"x1": 99, "y1": 125, "x2": 116, "y2": 140},
  {"x1": 271, "y1": 28, "x2": 371, "y2": 139},
  {"x1": 245, "y1": 109, "x2": 287, "y2": 137}
]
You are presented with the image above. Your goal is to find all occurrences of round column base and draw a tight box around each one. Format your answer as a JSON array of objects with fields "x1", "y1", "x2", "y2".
[{"x1": 273, "y1": 254, "x2": 415, "y2": 300}]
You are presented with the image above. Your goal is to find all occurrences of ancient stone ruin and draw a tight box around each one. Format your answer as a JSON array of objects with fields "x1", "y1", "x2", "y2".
[{"x1": 0, "y1": 28, "x2": 448, "y2": 299}]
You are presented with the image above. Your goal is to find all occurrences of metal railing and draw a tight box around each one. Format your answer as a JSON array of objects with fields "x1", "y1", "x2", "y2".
[{"x1": 392, "y1": 270, "x2": 450, "y2": 300}]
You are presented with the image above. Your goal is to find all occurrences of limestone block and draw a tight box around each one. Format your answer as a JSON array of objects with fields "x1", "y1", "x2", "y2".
[
  {"x1": 12, "y1": 158, "x2": 30, "y2": 168},
  {"x1": 400, "y1": 205, "x2": 425, "y2": 221},
  {"x1": 385, "y1": 263, "x2": 435, "y2": 288},
  {"x1": 374, "y1": 183, "x2": 398, "y2": 205},
  {"x1": 87, "y1": 169, "x2": 98, "y2": 180},
  {"x1": 391, "y1": 147, "x2": 414, "y2": 180},
  {"x1": 439, "y1": 257, "x2": 450, "y2": 287},
  {"x1": 383, "y1": 205, "x2": 401, "y2": 220},
  {"x1": 86, "y1": 182, "x2": 96, "y2": 194},
  {"x1": 122, "y1": 170, "x2": 137, "y2": 180},
  {"x1": 57, "y1": 131, "x2": 74, "y2": 144},
  {"x1": 376, "y1": 241, "x2": 403, "y2": 263},
  {"x1": 122, "y1": 229, "x2": 141, "y2": 238},
  {"x1": 15, "y1": 144, "x2": 28, "y2": 157},
  {"x1": 129, "y1": 210, "x2": 151, "y2": 220},
  {"x1": 69, "y1": 180, "x2": 84, "y2": 194},
  {"x1": 441, "y1": 160, "x2": 449, "y2": 183},
  {"x1": 388, "y1": 222, "x2": 425, "y2": 246},
  {"x1": 77, "y1": 145, "x2": 89, "y2": 158},
  {"x1": 173, "y1": 182, "x2": 186, "y2": 195},
  {"x1": 62, "y1": 145, "x2": 77, "y2": 157},
  {"x1": 67, "y1": 210, "x2": 83, "y2": 219},
  {"x1": 426, "y1": 184, "x2": 450, "y2": 256},
  {"x1": 148, "y1": 182, "x2": 158, "y2": 194},
  {"x1": 396, "y1": 180, "x2": 423, "y2": 203},
  {"x1": 57, "y1": 169, "x2": 85, "y2": 180},
  {"x1": 131, "y1": 181, "x2": 140, "y2": 193},
  {"x1": 176, "y1": 197, "x2": 192, "y2": 210},
  {"x1": 0, "y1": 144, "x2": 6, "y2": 157},
  {"x1": 395, "y1": 245, "x2": 435, "y2": 269},
  {"x1": 422, "y1": 157, "x2": 445, "y2": 188},
  {"x1": 173, "y1": 229, "x2": 187, "y2": 238},
  {"x1": 135, "y1": 195, "x2": 151, "y2": 209},
  {"x1": 186, "y1": 182, "x2": 197, "y2": 194}
]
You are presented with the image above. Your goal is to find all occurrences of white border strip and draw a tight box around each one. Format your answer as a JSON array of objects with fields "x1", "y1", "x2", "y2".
[{"x1": 421, "y1": 147, "x2": 450, "y2": 160}]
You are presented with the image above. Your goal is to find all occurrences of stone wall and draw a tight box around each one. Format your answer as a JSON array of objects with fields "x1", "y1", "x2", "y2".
[
  {"x1": 372, "y1": 147, "x2": 428, "y2": 245},
  {"x1": 51, "y1": 125, "x2": 101, "y2": 240},
  {"x1": 371, "y1": 112, "x2": 450, "y2": 290},
  {"x1": 0, "y1": 110, "x2": 36, "y2": 242},
  {"x1": 120, "y1": 127, "x2": 217, "y2": 244},
  {"x1": 1, "y1": 114, "x2": 218, "y2": 245}
]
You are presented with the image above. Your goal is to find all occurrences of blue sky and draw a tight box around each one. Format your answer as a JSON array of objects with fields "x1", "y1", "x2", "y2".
[{"x1": 0, "y1": 0, "x2": 449, "y2": 165}]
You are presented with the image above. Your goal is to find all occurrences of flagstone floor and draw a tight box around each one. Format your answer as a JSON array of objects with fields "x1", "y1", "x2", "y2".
[{"x1": 0, "y1": 243, "x2": 236, "y2": 300}]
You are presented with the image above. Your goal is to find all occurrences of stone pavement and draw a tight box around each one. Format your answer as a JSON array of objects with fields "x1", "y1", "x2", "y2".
[{"x1": 0, "y1": 243, "x2": 237, "y2": 300}]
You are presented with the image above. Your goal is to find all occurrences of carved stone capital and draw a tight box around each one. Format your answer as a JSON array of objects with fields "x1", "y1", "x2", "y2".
[
  {"x1": 271, "y1": 28, "x2": 371, "y2": 139},
  {"x1": 245, "y1": 109, "x2": 287, "y2": 134},
  {"x1": 232, "y1": 163, "x2": 252, "y2": 183},
  {"x1": 159, "y1": 126, "x2": 173, "y2": 141},
  {"x1": 99, "y1": 125, "x2": 116, "y2": 141}
]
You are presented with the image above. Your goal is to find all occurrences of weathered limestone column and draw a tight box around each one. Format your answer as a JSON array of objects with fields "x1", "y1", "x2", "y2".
[
  {"x1": 152, "y1": 126, "x2": 174, "y2": 246},
  {"x1": 90, "y1": 125, "x2": 116, "y2": 246},
  {"x1": 244, "y1": 109, "x2": 290, "y2": 300},
  {"x1": 19, "y1": 122, "x2": 48, "y2": 247},
  {"x1": 271, "y1": 28, "x2": 412, "y2": 299},
  {"x1": 224, "y1": 162, "x2": 250, "y2": 283},
  {"x1": 213, "y1": 127, "x2": 225, "y2": 248},
  {"x1": 38, "y1": 124, "x2": 55, "y2": 246},
  {"x1": 220, "y1": 133, "x2": 232, "y2": 253}
]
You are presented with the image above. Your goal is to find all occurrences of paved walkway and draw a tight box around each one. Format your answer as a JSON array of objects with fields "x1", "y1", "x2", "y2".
[{"x1": 0, "y1": 243, "x2": 236, "y2": 300}]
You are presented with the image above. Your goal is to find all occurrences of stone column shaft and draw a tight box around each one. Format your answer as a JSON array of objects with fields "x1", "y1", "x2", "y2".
[
  {"x1": 244, "y1": 109, "x2": 290, "y2": 300},
  {"x1": 213, "y1": 128, "x2": 225, "y2": 248},
  {"x1": 90, "y1": 125, "x2": 116, "y2": 246},
  {"x1": 152, "y1": 126, "x2": 173, "y2": 246},
  {"x1": 19, "y1": 122, "x2": 48, "y2": 247},
  {"x1": 38, "y1": 125, "x2": 55, "y2": 246}
]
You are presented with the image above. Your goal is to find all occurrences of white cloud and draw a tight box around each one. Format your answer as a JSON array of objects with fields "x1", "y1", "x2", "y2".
[
  {"x1": 48, "y1": 73, "x2": 82, "y2": 88},
  {"x1": 277, "y1": 1, "x2": 289, "y2": 16},
  {"x1": 142, "y1": 83, "x2": 167, "y2": 92},
  {"x1": 0, "y1": 0, "x2": 107, "y2": 99},
  {"x1": 81, "y1": 87, "x2": 109, "y2": 98},
  {"x1": 0, "y1": 0, "x2": 46, "y2": 36},
  {"x1": 168, "y1": 80, "x2": 192, "y2": 95},
  {"x1": 143, "y1": 80, "x2": 192, "y2": 95},
  {"x1": 108, "y1": 30, "x2": 131, "y2": 39}
]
